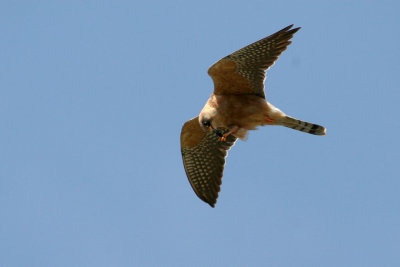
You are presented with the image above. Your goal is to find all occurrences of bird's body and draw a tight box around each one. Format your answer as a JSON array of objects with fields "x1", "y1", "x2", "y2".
[
  {"x1": 180, "y1": 25, "x2": 326, "y2": 207},
  {"x1": 200, "y1": 93, "x2": 283, "y2": 140}
]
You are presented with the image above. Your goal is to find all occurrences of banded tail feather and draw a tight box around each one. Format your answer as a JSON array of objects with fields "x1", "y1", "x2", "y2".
[{"x1": 280, "y1": 116, "x2": 326, "y2": 135}]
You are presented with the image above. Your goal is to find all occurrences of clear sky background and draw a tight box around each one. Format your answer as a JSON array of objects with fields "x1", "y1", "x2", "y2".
[{"x1": 1, "y1": 1, "x2": 399, "y2": 266}]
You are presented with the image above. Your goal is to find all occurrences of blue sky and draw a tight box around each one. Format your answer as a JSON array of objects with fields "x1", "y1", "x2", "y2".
[{"x1": 1, "y1": 1, "x2": 399, "y2": 266}]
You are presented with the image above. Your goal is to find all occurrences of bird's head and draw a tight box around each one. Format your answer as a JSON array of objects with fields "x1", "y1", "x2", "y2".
[
  {"x1": 199, "y1": 114, "x2": 223, "y2": 137},
  {"x1": 199, "y1": 97, "x2": 223, "y2": 136},
  {"x1": 199, "y1": 114, "x2": 213, "y2": 132}
]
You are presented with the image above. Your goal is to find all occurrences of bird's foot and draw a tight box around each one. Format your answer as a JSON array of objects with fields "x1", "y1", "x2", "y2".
[
  {"x1": 218, "y1": 126, "x2": 239, "y2": 142},
  {"x1": 218, "y1": 134, "x2": 229, "y2": 142}
]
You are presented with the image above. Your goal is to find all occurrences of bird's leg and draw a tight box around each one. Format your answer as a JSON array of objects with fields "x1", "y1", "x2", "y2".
[
  {"x1": 264, "y1": 116, "x2": 275, "y2": 124},
  {"x1": 219, "y1": 125, "x2": 239, "y2": 142}
]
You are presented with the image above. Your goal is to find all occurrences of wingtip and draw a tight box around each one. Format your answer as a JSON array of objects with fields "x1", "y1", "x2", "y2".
[
  {"x1": 283, "y1": 24, "x2": 294, "y2": 31},
  {"x1": 281, "y1": 24, "x2": 301, "y2": 34},
  {"x1": 206, "y1": 198, "x2": 216, "y2": 208},
  {"x1": 292, "y1": 26, "x2": 301, "y2": 32},
  {"x1": 205, "y1": 198, "x2": 216, "y2": 208},
  {"x1": 198, "y1": 194, "x2": 218, "y2": 208}
]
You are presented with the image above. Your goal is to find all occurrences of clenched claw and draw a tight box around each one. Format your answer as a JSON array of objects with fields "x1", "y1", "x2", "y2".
[
  {"x1": 218, "y1": 132, "x2": 231, "y2": 142},
  {"x1": 217, "y1": 125, "x2": 239, "y2": 142}
]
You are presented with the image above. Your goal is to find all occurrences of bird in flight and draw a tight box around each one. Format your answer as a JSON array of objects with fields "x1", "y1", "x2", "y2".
[{"x1": 180, "y1": 25, "x2": 326, "y2": 207}]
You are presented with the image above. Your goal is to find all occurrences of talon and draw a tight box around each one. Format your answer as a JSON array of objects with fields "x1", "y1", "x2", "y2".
[{"x1": 218, "y1": 132, "x2": 231, "y2": 142}]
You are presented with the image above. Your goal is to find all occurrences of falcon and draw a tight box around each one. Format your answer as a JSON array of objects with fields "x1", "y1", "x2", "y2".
[{"x1": 180, "y1": 25, "x2": 326, "y2": 207}]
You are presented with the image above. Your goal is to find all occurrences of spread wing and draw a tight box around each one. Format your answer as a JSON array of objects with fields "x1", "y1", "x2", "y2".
[
  {"x1": 180, "y1": 117, "x2": 237, "y2": 207},
  {"x1": 208, "y1": 24, "x2": 300, "y2": 99}
]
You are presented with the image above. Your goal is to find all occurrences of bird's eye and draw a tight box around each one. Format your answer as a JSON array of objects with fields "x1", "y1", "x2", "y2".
[{"x1": 202, "y1": 121, "x2": 211, "y2": 127}]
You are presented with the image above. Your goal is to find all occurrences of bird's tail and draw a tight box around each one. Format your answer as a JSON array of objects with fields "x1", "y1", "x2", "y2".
[{"x1": 279, "y1": 116, "x2": 326, "y2": 135}]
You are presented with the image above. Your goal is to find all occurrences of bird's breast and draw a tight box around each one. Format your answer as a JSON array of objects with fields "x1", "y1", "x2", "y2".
[{"x1": 212, "y1": 94, "x2": 269, "y2": 130}]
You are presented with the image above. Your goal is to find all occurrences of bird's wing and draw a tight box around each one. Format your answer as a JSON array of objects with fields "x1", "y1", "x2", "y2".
[
  {"x1": 180, "y1": 117, "x2": 237, "y2": 207},
  {"x1": 208, "y1": 25, "x2": 300, "y2": 99}
]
